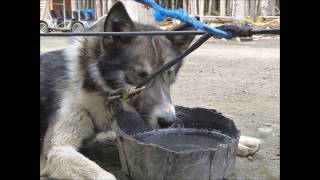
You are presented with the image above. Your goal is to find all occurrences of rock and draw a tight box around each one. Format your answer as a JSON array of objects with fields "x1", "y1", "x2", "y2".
[
  {"x1": 237, "y1": 136, "x2": 261, "y2": 157},
  {"x1": 240, "y1": 37, "x2": 254, "y2": 42},
  {"x1": 263, "y1": 123, "x2": 272, "y2": 127},
  {"x1": 258, "y1": 127, "x2": 272, "y2": 133},
  {"x1": 248, "y1": 156, "x2": 254, "y2": 161}
]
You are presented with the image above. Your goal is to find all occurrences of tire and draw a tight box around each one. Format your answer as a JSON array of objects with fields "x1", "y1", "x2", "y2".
[
  {"x1": 71, "y1": 22, "x2": 85, "y2": 32},
  {"x1": 40, "y1": 22, "x2": 49, "y2": 33}
]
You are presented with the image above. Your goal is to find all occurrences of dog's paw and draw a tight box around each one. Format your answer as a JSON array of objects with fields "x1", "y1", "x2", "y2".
[
  {"x1": 84, "y1": 131, "x2": 117, "y2": 147},
  {"x1": 95, "y1": 131, "x2": 117, "y2": 144},
  {"x1": 237, "y1": 136, "x2": 261, "y2": 157}
]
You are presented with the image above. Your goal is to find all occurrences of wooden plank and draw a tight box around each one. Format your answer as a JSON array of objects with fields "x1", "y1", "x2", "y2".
[
  {"x1": 40, "y1": 0, "x2": 46, "y2": 19},
  {"x1": 244, "y1": 0, "x2": 250, "y2": 17},
  {"x1": 107, "y1": 0, "x2": 114, "y2": 11},
  {"x1": 102, "y1": 0, "x2": 107, "y2": 14},
  {"x1": 226, "y1": 0, "x2": 233, "y2": 16},
  {"x1": 71, "y1": 0, "x2": 77, "y2": 12},
  {"x1": 96, "y1": 0, "x2": 102, "y2": 18},
  {"x1": 191, "y1": 0, "x2": 197, "y2": 15},
  {"x1": 183, "y1": 0, "x2": 187, "y2": 11},
  {"x1": 65, "y1": 0, "x2": 71, "y2": 13},
  {"x1": 122, "y1": 0, "x2": 156, "y2": 25},
  {"x1": 232, "y1": 0, "x2": 246, "y2": 18},
  {"x1": 202, "y1": 15, "x2": 237, "y2": 24},
  {"x1": 259, "y1": 0, "x2": 276, "y2": 16},
  {"x1": 208, "y1": 0, "x2": 212, "y2": 15},
  {"x1": 199, "y1": 0, "x2": 205, "y2": 20},
  {"x1": 220, "y1": 0, "x2": 226, "y2": 16},
  {"x1": 249, "y1": 0, "x2": 258, "y2": 18}
]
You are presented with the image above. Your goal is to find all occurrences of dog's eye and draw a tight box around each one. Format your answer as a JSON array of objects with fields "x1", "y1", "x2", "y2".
[
  {"x1": 167, "y1": 70, "x2": 174, "y2": 76},
  {"x1": 138, "y1": 72, "x2": 149, "y2": 79}
]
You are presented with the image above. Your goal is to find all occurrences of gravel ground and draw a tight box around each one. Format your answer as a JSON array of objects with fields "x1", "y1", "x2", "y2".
[{"x1": 40, "y1": 35, "x2": 280, "y2": 180}]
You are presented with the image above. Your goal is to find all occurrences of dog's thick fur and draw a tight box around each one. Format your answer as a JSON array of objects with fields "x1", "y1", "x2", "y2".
[
  {"x1": 40, "y1": 2, "x2": 197, "y2": 179},
  {"x1": 40, "y1": 2, "x2": 260, "y2": 179}
]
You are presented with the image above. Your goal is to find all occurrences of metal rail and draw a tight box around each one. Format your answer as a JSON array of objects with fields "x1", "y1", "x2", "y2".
[{"x1": 40, "y1": 29, "x2": 280, "y2": 37}]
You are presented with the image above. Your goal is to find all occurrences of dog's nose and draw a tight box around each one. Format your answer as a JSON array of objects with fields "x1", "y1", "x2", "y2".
[{"x1": 158, "y1": 114, "x2": 175, "y2": 128}]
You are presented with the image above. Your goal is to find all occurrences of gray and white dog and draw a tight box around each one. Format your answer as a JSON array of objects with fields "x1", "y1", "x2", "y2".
[{"x1": 40, "y1": 2, "x2": 260, "y2": 179}]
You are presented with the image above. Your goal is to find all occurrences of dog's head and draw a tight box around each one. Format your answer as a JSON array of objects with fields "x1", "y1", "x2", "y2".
[{"x1": 89, "y1": 2, "x2": 195, "y2": 128}]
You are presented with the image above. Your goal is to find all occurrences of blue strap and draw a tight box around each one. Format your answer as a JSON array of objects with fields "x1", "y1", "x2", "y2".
[{"x1": 137, "y1": 0, "x2": 233, "y2": 39}]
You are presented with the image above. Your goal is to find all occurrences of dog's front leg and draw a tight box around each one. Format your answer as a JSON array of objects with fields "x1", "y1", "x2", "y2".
[
  {"x1": 46, "y1": 145, "x2": 116, "y2": 179},
  {"x1": 41, "y1": 108, "x2": 116, "y2": 180}
]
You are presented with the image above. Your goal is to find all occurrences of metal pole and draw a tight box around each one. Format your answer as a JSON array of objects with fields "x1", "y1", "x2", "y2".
[
  {"x1": 252, "y1": 29, "x2": 280, "y2": 35},
  {"x1": 39, "y1": 28, "x2": 280, "y2": 37},
  {"x1": 39, "y1": 30, "x2": 206, "y2": 36}
]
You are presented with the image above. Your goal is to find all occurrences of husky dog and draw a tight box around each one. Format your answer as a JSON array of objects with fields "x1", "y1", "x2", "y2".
[{"x1": 40, "y1": 2, "x2": 260, "y2": 179}]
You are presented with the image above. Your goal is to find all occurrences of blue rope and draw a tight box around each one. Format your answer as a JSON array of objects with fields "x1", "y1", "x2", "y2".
[{"x1": 136, "y1": 0, "x2": 233, "y2": 39}]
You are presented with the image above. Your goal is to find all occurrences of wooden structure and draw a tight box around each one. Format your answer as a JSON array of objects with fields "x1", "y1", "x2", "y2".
[
  {"x1": 40, "y1": 0, "x2": 156, "y2": 24},
  {"x1": 40, "y1": 0, "x2": 280, "y2": 25}
]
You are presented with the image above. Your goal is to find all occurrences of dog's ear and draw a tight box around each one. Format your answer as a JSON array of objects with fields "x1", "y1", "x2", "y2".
[
  {"x1": 103, "y1": 2, "x2": 136, "y2": 48},
  {"x1": 166, "y1": 23, "x2": 196, "y2": 50}
]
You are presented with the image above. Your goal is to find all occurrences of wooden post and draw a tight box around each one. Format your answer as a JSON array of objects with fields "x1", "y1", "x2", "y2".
[
  {"x1": 49, "y1": 0, "x2": 52, "y2": 11},
  {"x1": 226, "y1": 0, "x2": 233, "y2": 16},
  {"x1": 232, "y1": 0, "x2": 246, "y2": 18},
  {"x1": 199, "y1": 0, "x2": 204, "y2": 20},
  {"x1": 245, "y1": 0, "x2": 250, "y2": 17},
  {"x1": 188, "y1": 0, "x2": 191, "y2": 15},
  {"x1": 249, "y1": 0, "x2": 258, "y2": 18},
  {"x1": 231, "y1": 0, "x2": 236, "y2": 17},
  {"x1": 183, "y1": 0, "x2": 188, "y2": 11},
  {"x1": 95, "y1": 0, "x2": 101, "y2": 18},
  {"x1": 80, "y1": 0, "x2": 83, "y2": 9},
  {"x1": 40, "y1": 0, "x2": 46, "y2": 19},
  {"x1": 275, "y1": 0, "x2": 279, "y2": 15},
  {"x1": 220, "y1": 0, "x2": 226, "y2": 16},
  {"x1": 212, "y1": 0, "x2": 216, "y2": 13},
  {"x1": 259, "y1": 0, "x2": 276, "y2": 16},
  {"x1": 207, "y1": 0, "x2": 211, "y2": 15},
  {"x1": 102, "y1": 0, "x2": 107, "y2": 14},
  {"x1": 122, "y1": 0, "x2": 156, "y2": 25},
  {"x1": 168, "y1": 0, "x2": 172, "y2": 8},
  {"x1": 71, "y1": 0, "x2": 77, "y2": 12},
  {"x1": 107, "y1": 0, "x2": 114, "y2": 11},
  {"x1": 191, "y1": 0, "x2": 197, "y2": 16}
]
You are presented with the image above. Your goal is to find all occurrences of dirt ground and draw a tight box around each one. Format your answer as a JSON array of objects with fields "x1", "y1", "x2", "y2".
[{"x1": 40, "y1": 35, "x2": 280, "y2": 179}]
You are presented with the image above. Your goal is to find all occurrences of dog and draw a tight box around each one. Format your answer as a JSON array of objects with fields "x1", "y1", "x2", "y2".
[{"x1": 40, "y1": 2, "x2": 260, "y2": 179}]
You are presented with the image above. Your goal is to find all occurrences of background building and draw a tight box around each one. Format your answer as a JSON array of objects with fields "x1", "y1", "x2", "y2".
[{"x1": 40, "y1": 0, "x2": 280, "y2": 25}]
